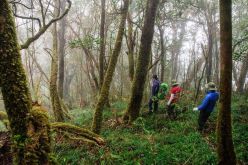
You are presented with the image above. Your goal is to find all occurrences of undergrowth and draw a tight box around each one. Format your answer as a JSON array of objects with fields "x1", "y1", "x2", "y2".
[
  {"x1": 0, "y1": 97, "x2": 246, "y2": 164},
  {"x1": 53, "y1": 96, "x2": 248, "y2": 165}
]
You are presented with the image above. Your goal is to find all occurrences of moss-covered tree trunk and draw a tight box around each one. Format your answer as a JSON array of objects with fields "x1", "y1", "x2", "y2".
[
  {"x1": 91, "y1": 0, "x2": 129, "y2": 134},
  {"x1": 0, "y1": 1, "x2": 32, "y2": 163},
  {"x1": 217, "y1": 0, "x2": 236, "y2": 164},
  {"x1": 50, "y1": 0, "x2": 65, "y2": 122},
  {"x1": 0, "y1": 1, "x2": 52, "y2": 164},
  {"x1": 123, "y1": 0, "x2": 159, "y2": 123}
]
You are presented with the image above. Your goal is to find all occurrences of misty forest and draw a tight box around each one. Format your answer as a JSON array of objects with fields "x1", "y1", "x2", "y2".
[{"x1": 0, "y1": 0, "x2": 247, "y2": 164}]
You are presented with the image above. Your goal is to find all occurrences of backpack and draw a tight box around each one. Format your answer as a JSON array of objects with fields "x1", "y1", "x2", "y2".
[{"x1": 157, "y1": 83, "x2": 168, "y2": 100}]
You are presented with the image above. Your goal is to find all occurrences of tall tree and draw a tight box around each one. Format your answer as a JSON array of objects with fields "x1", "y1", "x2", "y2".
[
  {"x1": 236, "y1": 53, "x2": 248, "y2": 93},
  {"x1": 0, "y1": 2, "x2": 31, "y2": 162},
  {"x1": 217, "y1": 0, "x2": 236, "y2": 164},
  {"x1": 171, "y1": 21, "x2": 186, "y2": 81},
  {"x1": 158, "y1": 26, "x2": 165, "y2": 81},
  {"x1": 50, "y1": 0, "x2": 65, "y2": 122},
  {"x1": 0, "y1": 1, "x2": 52, "y2": 164},
  {"x1": 58, "y1": 0, "x2": 67, "y2": 98},
  {"x1": 123, "y1": 0, "x2": 159, "y2": 123},
  {"x1": 99, "y1": 0, "x2": 106, "y2": 89},
  {"x1": 91, "y1": 0, "x2": 129, "y2": 134},
  {"x1": 126, "y1": 0, "x2": 135, "y2": 81}
]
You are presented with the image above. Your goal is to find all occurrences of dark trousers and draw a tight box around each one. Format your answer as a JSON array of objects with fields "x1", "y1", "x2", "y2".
[
  {"x1": 198, "y1": 110, "x2": 211, "y2": 131},
  {"x1": 167, "y1": 104, "x2": 176, "y2": 119},
  {"x1": 148, "y1": 98, "x2": 158, "y2": 112}
]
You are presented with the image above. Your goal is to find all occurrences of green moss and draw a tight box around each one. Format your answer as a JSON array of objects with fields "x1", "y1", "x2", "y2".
[
  {"x1": 0, "y1": 0, "x2": 32, "y2": 164},
  {"x1": 0, "y1": 111, "x2": 7, "y2": 120},
  {"x1": 51, "y1": 122, "x2": 105, "y2": 146},
  {"x1": 24, "y1": 105, "x2": 54, "y2": 164}
]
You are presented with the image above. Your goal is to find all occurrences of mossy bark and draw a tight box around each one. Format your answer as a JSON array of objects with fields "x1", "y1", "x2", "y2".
[
  {"x1": 0, "y1": 1, "x2": 32, "y2": 163},
  {"x1": 0, "y1": 111, "x2": 8, "y2": 120},
  {"x1": 50, "y1": 0, "x2": 65, "y2": 122},
  {"x1": 123, "y1": 0, "x2": 159, "y2": 123},
  {"x1": 26, "y1": 106, "x2": 54, "y2": 165},
  {"x1": 0, "y1": 1, "x2": 53, "y2": 164},
  {"x1": 0, "y1": 106, "x2": 54, "y2": 165},
  {"x1": 52, "y1": 122, "x2": 105, "y2": 145},
  {"x1": 91, "y1": 0, "x2": 129, "y2": 134},
  {"x1": 217, "y1": 0, "x2": 236, "y2": 164}
]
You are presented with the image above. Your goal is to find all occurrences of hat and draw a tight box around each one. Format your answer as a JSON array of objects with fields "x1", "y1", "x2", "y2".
[
  {"x1": 171, "y1": 80, "x2": 179, "y2": 86},
  {"x1": 205, "y1": 82, "x2": 217, "y2": 91}
]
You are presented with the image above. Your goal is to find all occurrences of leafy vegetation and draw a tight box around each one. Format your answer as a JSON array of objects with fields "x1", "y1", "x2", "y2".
[{"x1": 53, "y1": 97, "x2": 248, "y2": 164}]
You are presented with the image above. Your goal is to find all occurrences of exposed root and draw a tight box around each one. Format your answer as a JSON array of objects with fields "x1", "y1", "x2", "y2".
[
  {"x1": 51, "y1": 122, "x2": 105, "y2": 146},
  {"x1": 25, "y1": 105, "x2": 55, "y2": 164}
]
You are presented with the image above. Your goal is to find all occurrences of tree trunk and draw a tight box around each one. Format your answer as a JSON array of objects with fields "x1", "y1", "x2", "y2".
[
  {"x1": 206, "y1": 27, "x2": 213, "y2": 83},
  {"x1": 123, "y1": 0, "x2": 159, "y2": 123},
  {"x1": 236, "y1": 53, "x2": 248, "y2": 93},
  {"x1": 158, "y1": 26, "x2": 165, "y2": 82},
  {"x1": 0, "y1": 2, "x2": 31, "y2": 163},
  {"x1": 0, "y1": 1, "x2": 52, "y2": 164},
  {"x1": 91, "y1": 0, "x2": 129, "y2": 134},
  {"x1": 58, "y1": 0, "x2": 67, "y2": 98},
  {"x1": 127, "y1": 4, "x2": 135, "y2": 82},
  {"x1": 185, "y1": 56, "x2": 205, "y2": 88},
  {"x1": 171, "y1": 22, "x2": 186, "y2": 81},
  {"x1": 217, "y1": 0, "x2": 237, "y2": 164},
  {"x1": 99, "y1": 0, "x2": 106, "y2": 89},
  {"x1": 50, "y1": 0, "x2": 65, "y2": 122}
]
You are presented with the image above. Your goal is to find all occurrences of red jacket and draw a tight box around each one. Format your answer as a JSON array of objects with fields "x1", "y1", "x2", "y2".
[{"x1": 167, "y1": 86, "x2": 182, "y2": 104}]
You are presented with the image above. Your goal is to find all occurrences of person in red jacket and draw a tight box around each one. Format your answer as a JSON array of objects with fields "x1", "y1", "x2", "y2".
[{"x1": 167, "y1": 80, "x2": 182, "y2": 119}]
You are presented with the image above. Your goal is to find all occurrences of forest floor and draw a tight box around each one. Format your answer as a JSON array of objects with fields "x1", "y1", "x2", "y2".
[{"x1": 54, "y1": 95, "x2": 248, "y2": 165}]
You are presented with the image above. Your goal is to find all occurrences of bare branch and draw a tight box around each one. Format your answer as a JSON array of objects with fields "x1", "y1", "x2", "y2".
[
  {"x1": 44, "y1": 0, "x2": 53, "y2": 19},
  {"x1": 9, "y1": 0, "x2": 34, "y2": 10},
  {"x1": 12, "y1": 4, "x2": 41, "y2": 28},
  {"x1": 20, "y1": 0, "x2": 72, "y2": 50},
  {"x1": 39, "y1": 0, "x2": 46, "y2": 26}
]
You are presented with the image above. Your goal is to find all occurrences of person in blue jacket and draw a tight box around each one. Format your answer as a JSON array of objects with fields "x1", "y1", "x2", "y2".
[
  {"x1": 193, "y1": 82, "x2": 219, "y2": 132},
  {"x1": 148, "y1": 75, "x2": 160, "y2": 113}
]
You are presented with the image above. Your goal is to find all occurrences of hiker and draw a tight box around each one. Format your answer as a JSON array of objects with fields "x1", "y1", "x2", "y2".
[
  {"x1": 193, "y1": 82, "x2": 219, "y2": 132},
  {"x1": 148, "y1": 75, "x2": 160, "y2": 113},
  {"x1": 167, "y1": 80, "x2": 182, "y2": 119}
]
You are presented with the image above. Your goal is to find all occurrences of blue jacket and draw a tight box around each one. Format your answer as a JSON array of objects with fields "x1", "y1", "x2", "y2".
[
  {"x1": 198, "y1": 91, "x2": 219, "y2": 112},
  {"x1": 151, "y1": 79, "x2": 160, "y2": 96}
]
